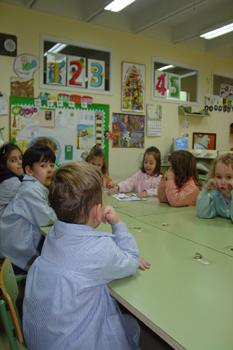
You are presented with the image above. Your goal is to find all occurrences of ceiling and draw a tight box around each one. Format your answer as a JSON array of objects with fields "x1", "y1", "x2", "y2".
[{"x1": 1, "y1": 0, "x2": 233, "y2": 60}]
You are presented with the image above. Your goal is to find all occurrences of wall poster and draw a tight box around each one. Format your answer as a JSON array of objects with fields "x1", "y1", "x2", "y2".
[
  {"x1": 112, "y1": 112, "x2": 144, "y2": 148},
  {"x1": 122, "y1": 62, "x2": 145, "y2": 113}
]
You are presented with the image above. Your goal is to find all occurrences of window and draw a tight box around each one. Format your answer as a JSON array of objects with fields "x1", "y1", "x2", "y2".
[
  {"x1": 151, "y1": 57, "x2": 200, "y2": 105},
  {"x1": 40, "y1": 35, "x2": 114, "y2": 95},
  {"x1": 212, "y1": 71, "x2": 233, "y2": 96}
]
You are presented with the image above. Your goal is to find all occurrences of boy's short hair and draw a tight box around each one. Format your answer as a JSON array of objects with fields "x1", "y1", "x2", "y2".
[
  {"x1": 49, "y1": 162, "x2": 103, "y2": 224},
  {"x1": 22, "y1": 144, "x2": 56, "y2": 173},
  {"x1": 210, "y1": 152, "x2": 233, "y2": 178},
  {"x1": 36, "y1": 137, "x2": 58, "y2": 151}
]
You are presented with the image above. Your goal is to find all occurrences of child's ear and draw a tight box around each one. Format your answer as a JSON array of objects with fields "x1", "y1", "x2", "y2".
[
  {"x1": 93, "y1": 203, "x2": 102, "y2": 223},
  {"x1": 25, "y1": 165, "x2": 33, "y2": 176}
]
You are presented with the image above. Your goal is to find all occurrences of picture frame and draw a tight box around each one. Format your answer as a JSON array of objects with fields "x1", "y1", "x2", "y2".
[
  {"x1": 122, "y1": 62, "x2": 145, "y2": 113},
  {"x1": 192, "y1": 132, "x2": 216, "y2": 150}
]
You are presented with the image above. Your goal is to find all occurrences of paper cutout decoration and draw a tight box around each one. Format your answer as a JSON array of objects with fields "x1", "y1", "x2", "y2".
[
  {"x1": 154, "y1": 70, "x2": 167, "y2": 98},
  {"x1": 10, "y1": 77, "x2": 34, "y2": 98},
  {"x1": 88, "y1": 59, "x2": 105, "y2": 90},
  {"x1": 168, "y1": 73, "x2": 180, "y2": 99},
  {"x1": 0, "y1": 94, "x2": 8, "y2": 115},
  {"x1": 46, "y1": 53, "x2": 66, "y2": 86},
  {"x1": 13, "y1": 53, "x2": 39, "y2": 78},
  {"x1": 67, "y1": 55, "x2": 86, "y2": 88}
]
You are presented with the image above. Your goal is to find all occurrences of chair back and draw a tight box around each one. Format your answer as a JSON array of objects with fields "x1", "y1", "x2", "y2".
[{"x1": 0, "y1": 258, "x2": 24, "y2": 345}]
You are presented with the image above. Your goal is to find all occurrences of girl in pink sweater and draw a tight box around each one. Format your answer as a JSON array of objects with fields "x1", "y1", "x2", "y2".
[
  {"x1": 158, "y1": 150, "x2": 201, "y2": 207},
  {"x1": 108, "y1": 146, "x2": 162, "y2": 198}
]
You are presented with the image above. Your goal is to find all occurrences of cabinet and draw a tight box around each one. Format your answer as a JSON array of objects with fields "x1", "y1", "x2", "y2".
[{"x1": 178, "y1": 106, "x2": 210, "y2": 117}]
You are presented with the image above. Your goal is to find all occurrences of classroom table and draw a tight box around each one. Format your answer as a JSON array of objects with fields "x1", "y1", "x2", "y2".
[
  {"x1": 103, "y1": 190, "x2": 193, "y2": 217},
  {"x1": 40, "y1": 193, "x2": 233, "y2": 350},
  {"x1": 135, "y1": 209, "x2": 233, "y2": 258}
]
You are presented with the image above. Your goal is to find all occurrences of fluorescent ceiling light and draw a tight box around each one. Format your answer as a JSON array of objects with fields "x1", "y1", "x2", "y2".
[
  {"x1": 44, "y1": 43, "x2": 67, "y2": 56},
  {"x1": 181, "y1": 71, "x2": 196, "y2": 78},
  {"x1": 200, "y1": 22, "x2": 233, "y2": 39},
  {"x1": 158, "y1": 65, "x2": 175, "y2": 71},
  {"x1": 104, "y1": 0, "x2": 135, "y2": 12}
]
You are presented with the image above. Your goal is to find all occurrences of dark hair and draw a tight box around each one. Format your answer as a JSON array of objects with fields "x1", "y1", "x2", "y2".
[
  {"x1": 22, "y1": 144, "x2": 56, "y2": 173},
  {"x1": 86, "y1": 145, "x2": 107, "y2": 175},
  {"x1": 49, "y1": 162, "x2": 103, "y2": 224},
  {"x1": 0, "y1": 142, "x2": 23, "y2": 167},
  {"x1": 141, "y1": 146, "x2": 161, "y2": 176},
  {"x1": 169, "y1": 150, "x2": 201, "y2": 188}
]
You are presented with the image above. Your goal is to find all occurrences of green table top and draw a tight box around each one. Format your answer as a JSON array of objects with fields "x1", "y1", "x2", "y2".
[{"x1": 135, "y1": 209, "x2": 233, "y2": 258}]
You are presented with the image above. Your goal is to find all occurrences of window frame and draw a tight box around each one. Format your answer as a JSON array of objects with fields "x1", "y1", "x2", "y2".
[
  {"x1": 151, "y1": 56, "x2": 201, "y2": 105},
  {"x1": 40, "y1": 34, "x2": 114, "y2": 95}
]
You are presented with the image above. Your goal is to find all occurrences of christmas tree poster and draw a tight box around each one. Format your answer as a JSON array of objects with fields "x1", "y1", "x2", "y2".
[{"x1": 122, "y1": 62, "x2": 145, "y2": 113}]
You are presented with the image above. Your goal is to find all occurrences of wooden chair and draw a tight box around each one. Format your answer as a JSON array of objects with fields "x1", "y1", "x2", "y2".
[{"x1": 0, "y1": 258, "x2": 27, "y2": 350}]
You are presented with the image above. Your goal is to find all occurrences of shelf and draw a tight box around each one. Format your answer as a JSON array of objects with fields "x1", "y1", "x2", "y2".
[{"x1": 178, "y1": 106, "x2": 210, "y2": 117}]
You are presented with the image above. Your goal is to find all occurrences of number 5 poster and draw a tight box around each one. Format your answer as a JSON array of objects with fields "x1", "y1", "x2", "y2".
[{"x1": 122, "y1": 62, "x2": 145, "y2": 112}]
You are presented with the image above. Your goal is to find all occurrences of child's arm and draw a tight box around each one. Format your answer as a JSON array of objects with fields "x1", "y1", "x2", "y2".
[
  {"x1": 141, "y1": 174, "x2": 163, "y2": 198},
  {"x1": 100, "y1": 206, "x2": 150, "y2": 282},
  {"x1": 196, "y1": 187, "x2": 218, "y2": 218},
  {"x1": 157, "y1": 177, "x2": 168, "y2": 203},
  {"x1": 20, "y1": 186, "x2": 57, "y2": 226},
  {"x1": 164, "y1": 179, "x2": 200, "y2": 207}
]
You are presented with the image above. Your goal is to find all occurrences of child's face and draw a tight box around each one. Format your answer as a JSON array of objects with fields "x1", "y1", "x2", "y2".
[
  {"x1": 6, "y1": 149, "x2": 23, "y2": 176},
  {"x1": 89, "y1": 156, "x2": 104, "y2": 171},
  {"x1": 215, "y1": 162, "x2": 233, "y2": 198},
  {"x1": 28, "y1": 158, "x2": 55, "y2": 186},
  {"x1": 144, "y1": 153, "x2": 156, "y2": 175}
]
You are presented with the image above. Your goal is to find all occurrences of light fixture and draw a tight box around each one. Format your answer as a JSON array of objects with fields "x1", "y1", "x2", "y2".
[
  {"x1": 200, "y1": 22, "x2": 233, "y2": 40},
  {"x1": 180, "y1": 71, "x2": 197, "y2": 78},
  {"x1": 157, "y1": 65, "x2": 175, "y2": 71},
  {"x1": 104, "y1": 0, "x2": 135, "y2": 12},
  {"x1": 44, "y1": 43, "x2": 67, "y2": 56}
]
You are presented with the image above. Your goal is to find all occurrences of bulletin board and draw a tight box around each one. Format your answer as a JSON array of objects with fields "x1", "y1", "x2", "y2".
[{"x1": 10, "y1": 97, "x2": 109, "y2": 166}]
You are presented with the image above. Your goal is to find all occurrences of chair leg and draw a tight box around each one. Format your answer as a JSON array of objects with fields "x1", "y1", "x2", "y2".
[{"x1": 0, "y1": 299, "x2": 19, "y2": 350}]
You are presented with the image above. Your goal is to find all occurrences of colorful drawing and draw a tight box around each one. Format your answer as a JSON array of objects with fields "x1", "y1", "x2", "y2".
[
  {"x1": 10, "y1": 77, "x2": 34, "y2": 98},
  {"x1": 77, "y1": 124, "x2": 94, "y2": 149},
  {"x1": 46, "y1": 53, "x2": 66, "y2": 86},
  {"x1": 13, "y1": 53, "x2": 39, "y2": 78},
  {"x1": 112, "y1": 113, "x2": 144, "y2": 148},
  {"x1": 122, "y1": 62, "x2": 145, "y2": 112},
  {"x1": 88, "y1": 59, "x2": 105, "y2": 90},
  {"x1": 67, "y1": 55, "x2": 86, "y2": 87}
]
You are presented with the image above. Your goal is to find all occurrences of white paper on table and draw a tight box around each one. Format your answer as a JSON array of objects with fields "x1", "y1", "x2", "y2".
[{"x1": 111, "y1": 193, "x2": 146, "y2": 201}]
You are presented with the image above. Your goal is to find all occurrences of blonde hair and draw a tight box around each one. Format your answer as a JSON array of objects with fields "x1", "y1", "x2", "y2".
[
  {"x1": 36, "y1": 137, "x2": 57, "y2": 152},
  {"x1": 209, "y1": 153, "x2": 233, "y2": 178},
  {"x1": 49, "y1": 162, "x2": 103, "y2": 224}
]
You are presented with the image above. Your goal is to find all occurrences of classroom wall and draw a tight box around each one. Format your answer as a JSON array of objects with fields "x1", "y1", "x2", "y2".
[{"x1": 0, "y1": 3, "x2": 233, "y2": 182}]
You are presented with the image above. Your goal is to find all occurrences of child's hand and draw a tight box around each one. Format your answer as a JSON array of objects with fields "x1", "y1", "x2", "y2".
[
  {"x1": 137, "y1": 190, "x2": 147, "y2": 198},
  {"x1": 205, "y1": 179, "x2": 218, "y2": 191},
  {"x1": 108, "y1": 185, "x2": 119, "y2": 196},
  {"x1": 102, "y1": 205, "x2": 121, "y2": 225},
  {"x1": 108, "y1": 181, "x2": 118, "y2": 189},
  {"x1": 228, "y1": 178, "x2": 233, "y2": 191},
  {"x1": 166, "y1": 168, "x2": 175, "y2": 181},
  {"x1": 139, "y1": 258, "x2": 151, "y2": 270}
]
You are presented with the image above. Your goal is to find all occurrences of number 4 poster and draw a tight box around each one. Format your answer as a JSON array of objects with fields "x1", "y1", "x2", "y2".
[{"x1": 154, "y1": 70, "x2": 167, "y2": 98}]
